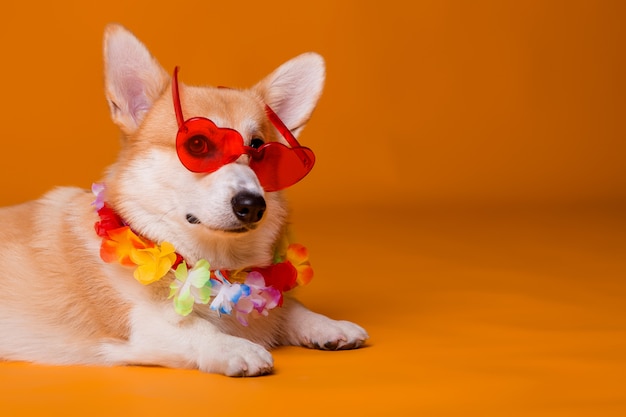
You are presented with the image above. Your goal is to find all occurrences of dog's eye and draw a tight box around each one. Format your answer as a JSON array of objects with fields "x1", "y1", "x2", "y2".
[
  {"x1": 186, "y1": 135, "x2": 215, "y2": 156},
  {"x1": 250, "y1": 138, "x2": 265, "y2": 149}
]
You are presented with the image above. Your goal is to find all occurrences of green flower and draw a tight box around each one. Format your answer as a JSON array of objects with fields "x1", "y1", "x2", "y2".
[{"x1": 168, "y1": 259, "x2": 212, "y2": 316}]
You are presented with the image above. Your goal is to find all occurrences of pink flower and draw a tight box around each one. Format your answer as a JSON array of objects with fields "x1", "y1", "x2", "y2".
[{"x1": 233, "y1": 272, "x2": 282, "y2": 325}]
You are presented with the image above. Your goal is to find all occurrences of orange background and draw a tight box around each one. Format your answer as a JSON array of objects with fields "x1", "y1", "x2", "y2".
[{"x1": 0, "y1": 1, "x2": 625, "y2": 416}]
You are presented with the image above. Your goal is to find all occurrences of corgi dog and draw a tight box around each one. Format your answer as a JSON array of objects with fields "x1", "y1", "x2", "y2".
[{"x1": 0, "y1": 24, "x2": 367, "y2": 376}]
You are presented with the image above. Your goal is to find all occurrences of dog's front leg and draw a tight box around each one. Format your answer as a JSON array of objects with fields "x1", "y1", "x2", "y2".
[
  {"x1": 281, "y1": 299, "x2": 369, "y2": 350},
  {"x1": 99, "y1": 304, "x2": 273, "y2": 376}
]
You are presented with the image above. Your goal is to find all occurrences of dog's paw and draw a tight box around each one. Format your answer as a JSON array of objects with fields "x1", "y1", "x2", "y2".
[
  {"x1": 298, "y1": 315, "x2": 369, "y2": 351},
  {"x1": 199, "y1": 337, "x2": 274, "y2": 377}
]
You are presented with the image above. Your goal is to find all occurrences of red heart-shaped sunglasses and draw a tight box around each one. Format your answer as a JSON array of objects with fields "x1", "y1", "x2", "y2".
[{"x1": 172, "y1": 67, "x2": 315, "y2": 192}]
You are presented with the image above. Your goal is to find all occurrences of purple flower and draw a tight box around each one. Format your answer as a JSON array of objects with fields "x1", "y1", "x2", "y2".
[{"x1": 91, "y1": 183, "x2": 106, "y2": 210}]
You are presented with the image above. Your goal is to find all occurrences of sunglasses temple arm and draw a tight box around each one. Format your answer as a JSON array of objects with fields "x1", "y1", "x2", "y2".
[
  {"x1": 175, "y1": 69, "x2": 300, "y2": 147},
  {"x1": 172, "y1": 67, "x2": 185, "y2": 128},
  {"x1": 264, "y1": 105, "x2": 302, "y2": 148}
]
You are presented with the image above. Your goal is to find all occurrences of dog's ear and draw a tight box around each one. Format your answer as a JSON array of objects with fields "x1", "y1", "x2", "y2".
[
  {"x1": 253, "y1": 53, "x2": 325, "y2": 138},
  {"x1": 103, "y1": 24, "x2": 169, "y2": 135}
]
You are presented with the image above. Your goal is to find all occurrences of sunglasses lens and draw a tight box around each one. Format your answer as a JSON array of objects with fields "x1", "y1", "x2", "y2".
[
  {"x1": 250, "y1": 143, "x2": 315, "y2": 192},
  {"x1": 176, "y1": 118, "x2": 244, "y2": 173},
  {"x1": 185, "y1": 135, "x2": 217, "y2": 157}
]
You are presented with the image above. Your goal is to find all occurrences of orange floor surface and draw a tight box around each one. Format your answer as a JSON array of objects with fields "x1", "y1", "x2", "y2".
[{"x1": 0, "y1": 203, "x2": 624, "y2": 416}]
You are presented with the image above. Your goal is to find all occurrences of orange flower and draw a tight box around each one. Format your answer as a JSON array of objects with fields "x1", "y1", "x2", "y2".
[
  {"x1": 285, "y1": 243, "x2": 314, "y2": 286},
  {"x1": 100, "y1": 226, "x2": 152, "y2": 266}
]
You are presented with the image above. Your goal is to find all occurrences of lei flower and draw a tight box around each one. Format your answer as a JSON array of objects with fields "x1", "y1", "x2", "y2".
[
  {"x1": 91, "y1": 183, "x2": 106, "y2": 210},
  {"x1": 131, "y1": 242, "x2": 178, "y2": 285},
  {"x1": 286, "y1": 243, "x2": 314, "y2": 286},
  {"x1": 169, "y1": 260, "x2": 212, "y2": 316},
  {"x1": 92, "y1": 183, "x2": 313, "y2": 324},
  {"x1": 208, "y1": 271, "x2": 282, "y2": 325},
  {"x1": 100, "y1": 226, "x2": 149, "y2": 266}
]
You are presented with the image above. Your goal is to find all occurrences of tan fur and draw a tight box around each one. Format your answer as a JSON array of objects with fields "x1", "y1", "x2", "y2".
[
  {"x1": 0, "y1": 24, "x2": 367, "y2": 376},
  {"x1": 0, "y1": 188, "x2": 131, "y2": 364}
]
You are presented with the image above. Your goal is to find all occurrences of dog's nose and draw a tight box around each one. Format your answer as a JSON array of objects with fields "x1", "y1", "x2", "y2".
[{"x1": 231, "y1": 192, "x2": 266, "y2": 224}]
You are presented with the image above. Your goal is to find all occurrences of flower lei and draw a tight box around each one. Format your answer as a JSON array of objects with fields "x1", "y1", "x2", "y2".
[{"x1": 91, "y1": 183, "x2": 313, "y2": 325}]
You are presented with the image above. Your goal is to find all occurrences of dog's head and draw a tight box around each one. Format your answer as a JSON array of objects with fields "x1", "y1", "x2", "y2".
[{"x1": 100, "y1": 24, "x2": 325, "y2": 269}]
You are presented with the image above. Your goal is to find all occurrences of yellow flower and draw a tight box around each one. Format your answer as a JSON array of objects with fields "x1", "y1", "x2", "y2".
[{"x1": 130, "y1": 241, "x2": 177, "y2": 285}]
